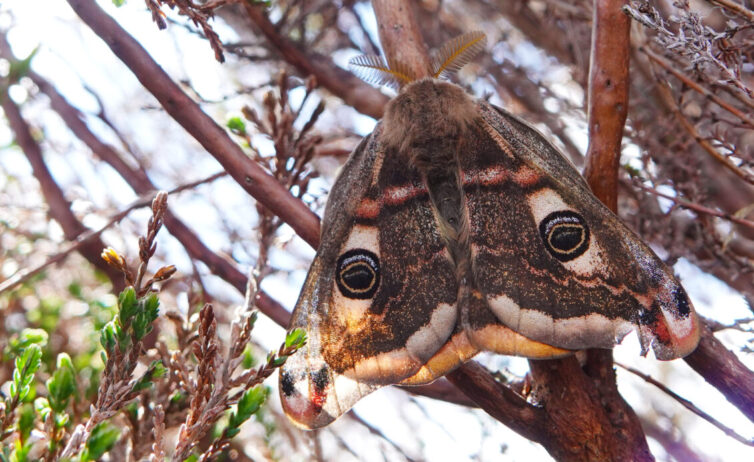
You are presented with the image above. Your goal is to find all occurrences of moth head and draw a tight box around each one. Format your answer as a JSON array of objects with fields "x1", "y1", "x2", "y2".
[{"x1": 348, "y1": 31, "x2": 487, "y2": 90}]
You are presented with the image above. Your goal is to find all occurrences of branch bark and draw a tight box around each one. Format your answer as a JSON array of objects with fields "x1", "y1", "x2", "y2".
[
  {"x1": 372, "y1": 0, "x2": 431, "y2": 79},
  {"x1": 684, "y1": 323, "x2": 754, "y2": 422}
]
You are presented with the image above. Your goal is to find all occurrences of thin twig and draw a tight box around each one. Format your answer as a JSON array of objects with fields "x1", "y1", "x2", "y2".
[
  {"x1": 66, "y1": 0, "x2": 322, "y2": 248},
  {"x1": 642, "y1": 47, "x2": 754, "y2": 129},
  {"x1": 0, "y1": 172, "x2": 226, "y2": 294},
  {"x1": 616, "y1": 362, "x2": 754, "y2": 446},
  {"x1": 633, "y1": 182, "x2": 754, "y2": 230}
]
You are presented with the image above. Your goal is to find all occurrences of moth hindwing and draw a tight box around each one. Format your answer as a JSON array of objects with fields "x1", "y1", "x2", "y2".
[{"x1": 280, "y1": 32, "x2": 700, "y2": 429}]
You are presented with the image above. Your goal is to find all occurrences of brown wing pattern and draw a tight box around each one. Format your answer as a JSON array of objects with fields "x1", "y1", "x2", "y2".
[{"x1": 463, "y1": 103, "x2": 699, "y2": 358}]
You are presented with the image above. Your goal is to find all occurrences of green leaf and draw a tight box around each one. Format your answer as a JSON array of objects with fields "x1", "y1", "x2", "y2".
[
  {"x1": 46, "y1": 353, "x2": 77, "y2": 413},
  {"x1": 170, "y1": 390, "x2": 185, "y2": 405},
  {"x1": 33, "y1": 398, "x2": 51, "y2": 421},
  {"x1": 228, "y1": 386, "x2": 266, "y2": 432},
  {"x1": 227, "y1": 116, "x2": 247, "y2": 136},
  {"x1": 285, "y1": 328, "x2": 307, "y2": 349},
  {"x1": 9, "y1": 329, "x2": 48, "y2": 354},
  {"x1": 11, "y1": 344, "x2": 42, "y2": 402},
  {"x1": 9, "y1": 438, "x2": 31, "y2": 462},
  {"x1": 117, "y1": 287, "x2": 138, "y2": 324},
  {"x1": 112, "y1": 0, "x2": 126, "y2": 6},
  {"x1": 17, "y1": 404, "x2": 35, "y2": 442},
  {"x1": 80, "y1": 422, "x2": 120, "y2": 461},
  {"x1": 132, "y1": 294, "x2": 160, "y2": 341},
  {"x1": 7, "y1": 47, "x2": 38, "y2": 84},
  {"x1": 99, "y1": 321, "x2": 117, "y2": 353},
  {"x1": 241, "y1": 345, "x2": 256, "y2": 369},
  {"x1": 67, "y1": 282, "x2": 82, "y2": 298}
]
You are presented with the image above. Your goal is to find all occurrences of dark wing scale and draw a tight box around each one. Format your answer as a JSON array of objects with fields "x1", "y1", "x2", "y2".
[
  {"x1": 280, "y1": 127, "x2": 459, "y2": 429},
  {"x1": 461, "y1": 103, "x2": 699, "y2": 359}
]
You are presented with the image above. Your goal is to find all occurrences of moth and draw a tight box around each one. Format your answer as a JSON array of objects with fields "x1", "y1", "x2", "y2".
[{"x1": 279, "y1": 31, "x2": 700, "y2": 429}]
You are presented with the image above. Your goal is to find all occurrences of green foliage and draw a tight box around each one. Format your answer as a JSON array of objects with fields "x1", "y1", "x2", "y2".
[
  {"x1": 46, "y1": 353, "x2": 77, "y2": 413},
  {"x1": 241, "y1": 344, "x2": 256, "y2": 369},
  {"x1": 8, "y1": 438, "x2": 32, "y2": 462},
  {"x1": 268, "y1": 328, "x2": 307, "y2": 367},
  {"x1": 16, "y1": 405, "x2": 34, "y2": 443},
  {"x1": 7, "y1": 329, "x2": 48, "y2": 358},
  {"x1": 79, "y1": 423, "x2": 120, "y2": 462},
  {"x1": 9, "y1": 344, "x2": 42, "y2": 405},
  {"x1": 112, "y1": 0, "x2": 126, "y2": 6},
  {"x1": 285, "y1": 328, "x2": 306, "y2": 350},
  {"x1": 102, "y1": 288, "x2": 161, "y2": 355},
  {"x1": 6, "y1": 47, "x2": 38, "y2": 85},
  {"x1": 227, "y1": 116, "x2": 247, "y2": 136},
  {"x1": 226, "y1": 386, "x2": 267, "y2": 439}
]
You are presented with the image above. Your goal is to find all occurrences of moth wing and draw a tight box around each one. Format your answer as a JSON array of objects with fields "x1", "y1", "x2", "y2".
[
  {"x1": 459, "y1": 103, "x2": 699, "y2": 360},
  {"x1": 280, "y1": 127, "x2": 460, "y2": 428},
  {"x1": 399, "y1": 318, "x2": 571, "y2": 386}
]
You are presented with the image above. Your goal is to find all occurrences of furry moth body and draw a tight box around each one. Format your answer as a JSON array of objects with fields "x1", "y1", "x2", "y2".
[{"x1": 280, "y1": 33, "x2": 700, "y2": 429}]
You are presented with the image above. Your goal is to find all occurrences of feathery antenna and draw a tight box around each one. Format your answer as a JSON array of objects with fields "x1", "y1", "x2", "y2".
[{"x1": 349, "y1": 31, "x2": 487, "y2": 89}]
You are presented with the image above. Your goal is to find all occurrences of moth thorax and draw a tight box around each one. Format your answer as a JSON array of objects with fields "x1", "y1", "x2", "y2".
[{"x1": 382, "y1": 78, "x2": 478, "y2": 157}]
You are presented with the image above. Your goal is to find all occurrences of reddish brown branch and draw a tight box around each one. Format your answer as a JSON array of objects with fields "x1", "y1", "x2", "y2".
[
  {"x1": 242, "y1": 4, "x2": 388, "y2": 120},
  {"x1": 372, "y1": 0, "x2": 431, "y2": 80},
  {"x1": 0, "y1": 89, "x2": 124, "y2": 292},
  {"x1": 66, "y1": 0, "x2": 321, "y2": 249},
  {"x1": 577, "y1": 2, "x2": 654, "y2": 459},
  {"x1": 445, "y1": 361, "x2": 545, "y2": 441},
  {"x1": 583, "y1": 0, "x2": 630, "y2": 212},
  {"x1": 684, "y1": 323, "x2": 754, "y2": 422},
  {"x1": 529, "y1": 357, "x2": 652, "y2": 461}
]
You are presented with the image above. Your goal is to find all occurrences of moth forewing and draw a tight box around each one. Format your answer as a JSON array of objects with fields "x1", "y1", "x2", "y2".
[{"x1": 471, "y1": 103, "x2": 700, "y2": 359}]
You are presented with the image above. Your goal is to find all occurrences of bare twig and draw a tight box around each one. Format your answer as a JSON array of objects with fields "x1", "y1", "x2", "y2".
[
  {"x1": 684, "y1": 323, "x2": 754, "y2": 422},
  {"x1": 372, "y1": 0, "x2": 432, "y2": 80},
  {"x1": 707, "y1": 0, "x2": 754, "y2": 22},
  {"x1": 0, "y1": 172, "x2": 225, "y2": 295},
  {"x1": 650, "y1": 67, "x2": 754, "y2": 185},
  {"x1": 617, "y1": 361, "x2": 754, "y2": 446},
  {"x1": 642, "y1": 47, "x2": 754, "y2": 129},
  {"x1": 634, "y1": 182, "x2": 754, "y2": 230},
  {"x1": 242, "y1": 3, "x2": 388, "y2": 119},
  {"x1": 66, "y1": 0, "x2": 322, "y2": 248}
]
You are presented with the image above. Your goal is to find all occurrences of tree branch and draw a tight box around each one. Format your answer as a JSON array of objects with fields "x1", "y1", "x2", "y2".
[
  {"x1": 372, "y1": 0, "x2": 431, "y2": 79},
  {"x1": 241, "y1": 3, "x2": 388, "y2": 120},
  {"x1": 0, "y1": 88, "x2": 124, "y2": 292},
  {"x1": 65, "y1": 0, "x2": 321, "y2": 249},
  {"x1": 684, "y1": 322, "x2": 754, "y2": 422}
]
